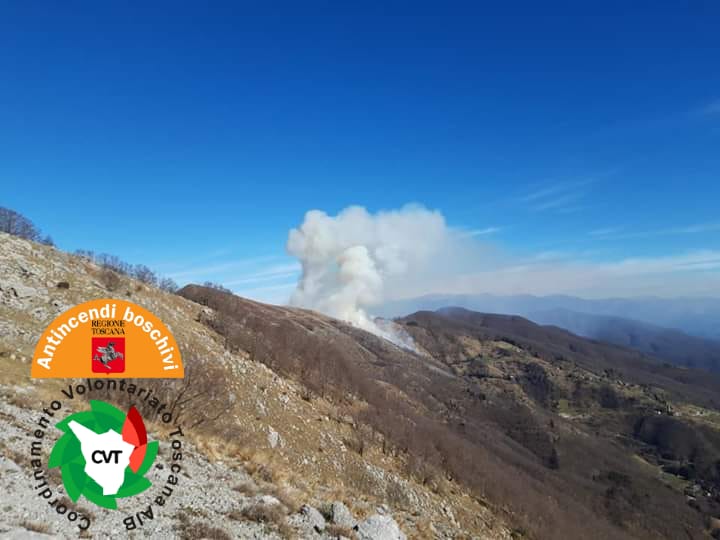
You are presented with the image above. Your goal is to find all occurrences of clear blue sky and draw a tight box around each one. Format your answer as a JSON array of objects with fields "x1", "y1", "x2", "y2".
[{"x1": 2, "y1": 2, "x2": 719, "y2": 301}]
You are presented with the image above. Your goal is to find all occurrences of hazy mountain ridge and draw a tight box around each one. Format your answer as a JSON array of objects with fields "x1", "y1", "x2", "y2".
[
  {"x1": 380, "y1": 293, "x2": 720, "y2": 340},
  {"x1": 527, "y1": 308, "x2": 720, "y2": 374}
]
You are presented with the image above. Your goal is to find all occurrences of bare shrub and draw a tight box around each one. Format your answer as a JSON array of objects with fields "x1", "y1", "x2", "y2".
[
  {"x1": 261, "y1": 484, "x2": 301, "y2": 512},
  {"x1": 99, "y1": 268, "x2": 121, "y2": 291},
  {"x1": 233, "y1": 481, "x2": 259, "y2": 496},
  {"x1": 20, "y1": 521, "x2": 51, "y2": 534},
  {"x1": 245, "y1": 461, "x2": 275, "y2": 484},
  {"x1": 0, "y1": 207, "x2": 41, "y2": 241},
  {"x1": 232, "y1": 502, "x2": 292, "y2": 536},
  {"x1": 132, "y1": 264, "x2": 157, "y2": 286},
  {"x1": 237, "y1": 502, "x2": 285, "y2": 523},
  {"x1": 176, "y1": 513, "x2": 232, "y2": 540},
  {"x1": 203, "y1": 281, "x2": 232, "y2": 293},
  {"x1": 159, "y1": 277, "x2": 179, "y2": 293},
  {"x1": 326, "y1": 524, "x2": 356, "y2": 538}
]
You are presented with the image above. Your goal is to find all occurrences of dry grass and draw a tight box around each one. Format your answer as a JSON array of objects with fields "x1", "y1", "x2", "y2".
[
  {"x1": 0, "y1": 440, "x2": 27, "y2": 466},
  {"x1": 409, "y1": 518, "x2": 437, "y2": 540},
  {"x1": 233, "y1": 480, "x2": 259, "y2": 496},
  {"x1": 260, "y1": 483, "x2": 302, "y2": 513},
  {"x1": 230, "y1": 501, "x2": 293, "y2": 537},
  {"x1": 20, "y1": 520, "x2": 52, "y2": 534},
  {"x1": 4, "y1": 390, "x2": 34, "y2": 409},
  {"x1": 176, "y1": 513, "x2": 232, "y2": 540},
  {"x1": 325, "y1": 524, "x2": 356, "y2": 538},
  {"x1": 98, "y1": 268, "x2": 122, "y2": 291},
  {"x1": 245, "y1": 460, "x2": 275, "y2": 483},
  {"x1": 234, "y1": 501, "x2": 285, "y2": 523}
]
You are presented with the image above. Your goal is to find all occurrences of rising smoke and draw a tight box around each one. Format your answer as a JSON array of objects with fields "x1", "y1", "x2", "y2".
[{"x1": 286, "y1": 204, "x2": 456, "y2": 347}]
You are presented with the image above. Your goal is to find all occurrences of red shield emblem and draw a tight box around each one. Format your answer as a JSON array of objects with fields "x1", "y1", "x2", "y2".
[{"x1": 91, "y1": 337, "x2": 125, "y2": 373}]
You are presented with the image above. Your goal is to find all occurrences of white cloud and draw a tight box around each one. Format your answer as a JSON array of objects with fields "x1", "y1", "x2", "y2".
[
  {"x1": 397, "y1": 249, "x2": 720, "y2": 300},
  {"x1": 589, "y1": 227, "x2": 623, "y2": 236},
  {"x1": 671, "y1": 223, "x2": 720, "y2": 234},
  {"x1": 166, "y1": 256, "x2": 280, "y2": 281},
  {"x1": 223, "y1": 263, "x2": 300, "y2": 286},
  {"x1": 520, "y1": 179, "x2": 594, "y2": 212},
  {"x1": 591, "y1": 222, "x2": 720, "y2": 240},
  {"x1": 231, "y1": 282, "x2": 297, "y2": 305},
  {"x1": 459, "y1": 226, "x2": 501, "y2": 237}
]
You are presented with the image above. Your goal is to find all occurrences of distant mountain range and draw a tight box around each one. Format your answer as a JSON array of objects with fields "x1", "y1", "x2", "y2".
[
  {"x1": 380, "y1": 294, "x2": 720, "y2": 373},
  {"x1": 522, "y1": 308, "x2": 720, "y2": 374}
]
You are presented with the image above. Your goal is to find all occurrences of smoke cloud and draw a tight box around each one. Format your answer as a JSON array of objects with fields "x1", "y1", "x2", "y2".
[{"x1": 286, "y1": 205, "x2": 454, "y2": 346}]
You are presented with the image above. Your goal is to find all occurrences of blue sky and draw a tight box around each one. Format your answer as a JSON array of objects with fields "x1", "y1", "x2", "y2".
[{"x1": 2, "y1": 2, "x2": 719, "y2": 302}]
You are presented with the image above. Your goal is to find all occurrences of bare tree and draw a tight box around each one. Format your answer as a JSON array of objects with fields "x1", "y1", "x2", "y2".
[
  {"x1": 159, "y1": 277, "x2": 179, "y2": 293},
  {"x1": 132, "y1": 264, "x2": 157, "y2": 285},
  {"x1": 0, "y1": 207, "x2": 41, "y2": 241},
  {"x1": 202, "y1": 281, "x2": 232, "y2": 293},
  {"x1": 96, "y1": 253, "x2": 131, "y2": 274},
  {"x1": 99, "y1": 268, "x2": 122, "y2": 291}
]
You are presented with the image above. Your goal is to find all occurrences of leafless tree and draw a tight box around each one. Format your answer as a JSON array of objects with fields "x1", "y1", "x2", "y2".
[
  {"x1": 203, "y1": 281, "x2": 232, "y2": 293},
  {"x1": 0, "y1": 206, "x2": 41, "y2": 240},
  {"x1": 132, "y1": 264, "x2": 157, "y2": 285},
  {"x1": 159, "y1": 277, "x2": 179, "y2": 293}
]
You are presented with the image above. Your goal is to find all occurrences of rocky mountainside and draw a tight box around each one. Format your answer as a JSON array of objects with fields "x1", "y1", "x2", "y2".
[
  {"x1": 0, "y1": 231, "x2": 508, "y2": 539},
  {"x1": 3, "y1": 231, "x2": 720, "y2": 539}
]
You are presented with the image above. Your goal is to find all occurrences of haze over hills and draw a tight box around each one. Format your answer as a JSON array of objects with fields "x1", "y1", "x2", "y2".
[
  {"x1": 379, "y1": 293, "x2": 720, "y2": 340},
  {"x1": 527, "y1": 308, "x2": 720, "y2": 375}
]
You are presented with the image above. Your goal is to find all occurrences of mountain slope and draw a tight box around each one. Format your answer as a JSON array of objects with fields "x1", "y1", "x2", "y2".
[
  {"x1": 178, "y1": 289, "x2": 720, "y2": 539},
  {"x1": 398, "y1": 308, "x2": 720, "y2": 537}
]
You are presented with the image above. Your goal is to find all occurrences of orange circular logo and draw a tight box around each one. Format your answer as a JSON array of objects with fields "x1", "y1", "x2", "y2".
[{"x1": 31, "y1": 299, "x2": 184, "y2": 378}]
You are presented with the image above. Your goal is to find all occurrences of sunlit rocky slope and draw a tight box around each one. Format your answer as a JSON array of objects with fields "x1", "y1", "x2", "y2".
[{"x1": 0, "y1": 232, "x2": 508, "y2": 539}]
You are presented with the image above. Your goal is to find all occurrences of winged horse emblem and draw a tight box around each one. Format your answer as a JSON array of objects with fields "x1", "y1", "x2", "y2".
[{"x1": 93, "y1": 341, "x2": 124, "y2": 369}]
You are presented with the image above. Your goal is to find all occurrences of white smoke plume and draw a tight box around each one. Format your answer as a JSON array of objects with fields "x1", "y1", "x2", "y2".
[{"x1": 286, "y1": 204, "x2": 452, "y2": 347}]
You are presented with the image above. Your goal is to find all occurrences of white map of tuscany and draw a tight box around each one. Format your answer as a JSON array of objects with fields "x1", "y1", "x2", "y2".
[{"x1": 68, "y1": 420, "x2": 135, "y2": 495}]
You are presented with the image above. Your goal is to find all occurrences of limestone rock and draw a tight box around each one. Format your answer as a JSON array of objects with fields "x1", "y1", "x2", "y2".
[
  {"x1": 268, "y1": 426, "x2": 283, "y2": 448},
  {"x1": 329, "y1": 501, "x2": 356, "y2": 529},
  {"x1": 355, "y1": 514, "x2": 406, "y2": 540},
  {"x1": 289, "y1": 504, "x2": 326, "y2": 534}
]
